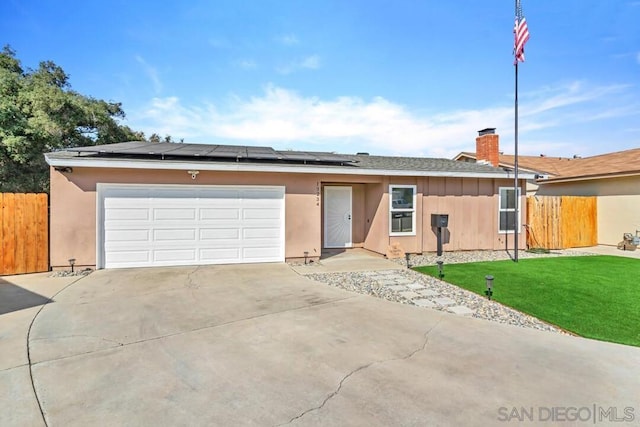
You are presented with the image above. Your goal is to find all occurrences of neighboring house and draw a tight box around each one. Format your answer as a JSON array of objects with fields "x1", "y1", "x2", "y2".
[
  {"x1": 454, "y1": 128, "x2": 640, "y2": 246},
  {"x1": 45, "y1": 140, "x2": 533, "y2": 270}
]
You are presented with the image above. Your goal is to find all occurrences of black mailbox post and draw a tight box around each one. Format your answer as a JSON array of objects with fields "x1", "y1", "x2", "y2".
[{"x1": 431, "y1": 214, "x2": 449, "y2": 256}]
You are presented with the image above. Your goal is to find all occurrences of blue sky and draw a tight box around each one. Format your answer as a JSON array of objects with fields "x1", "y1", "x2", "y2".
[{"x1": 2, "y1": 0, "x2": 639, "y2": 158}]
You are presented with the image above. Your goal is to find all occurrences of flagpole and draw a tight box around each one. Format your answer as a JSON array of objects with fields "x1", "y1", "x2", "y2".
[{"x1": 514, "y1": 60, "x2": 519, "y2": 262}]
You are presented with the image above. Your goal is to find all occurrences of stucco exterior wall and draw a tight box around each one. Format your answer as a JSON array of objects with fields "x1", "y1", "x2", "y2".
[
  {"x1": 537, "y1": 176, "x2": 640, "y2": 246},
  {"x1": 50, "y1": 167, "x2": 320, "y2": 268},
  {"x1": 50, "y1": 167, "x2": 527, "y2": 269}
]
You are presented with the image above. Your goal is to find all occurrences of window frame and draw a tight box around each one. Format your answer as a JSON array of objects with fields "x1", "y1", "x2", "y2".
[
  {"x1": 389, "y1": 184, "x2": 417, "y2": 236},
  {"x1": 498, "y1": 186, "x2": 522, "y2": 234}
]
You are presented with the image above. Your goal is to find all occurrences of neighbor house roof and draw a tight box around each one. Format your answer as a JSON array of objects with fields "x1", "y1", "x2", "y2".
[
  {"x1": 455, "y1": 147, "x2": 640, "y2": 183},
  {"x1": 46, "y1": 141, "x2": 536, "y2": 180}
]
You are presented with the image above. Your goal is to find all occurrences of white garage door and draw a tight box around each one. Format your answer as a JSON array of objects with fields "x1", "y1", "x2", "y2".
[{"x1": 98, "y1": 185, "x2": 285, "y2": 269}]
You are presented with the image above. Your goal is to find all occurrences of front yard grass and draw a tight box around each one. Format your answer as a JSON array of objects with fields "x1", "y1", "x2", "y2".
[{"x1": 414, "y1": 256, "x2": 640, "y2": 347}]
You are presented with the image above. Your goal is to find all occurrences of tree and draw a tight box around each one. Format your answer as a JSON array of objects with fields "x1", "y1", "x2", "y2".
[{"x1": 0, "y1": 46, "x2": 147, "y2": 192}]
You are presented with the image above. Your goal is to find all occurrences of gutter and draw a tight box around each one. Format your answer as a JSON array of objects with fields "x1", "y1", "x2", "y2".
[
  {"x1": 538, "y1": 170, "x2": 640, "y2": 184},
  {"x1": 45, "y1": 154, "x2": 537, "y2": 180}
]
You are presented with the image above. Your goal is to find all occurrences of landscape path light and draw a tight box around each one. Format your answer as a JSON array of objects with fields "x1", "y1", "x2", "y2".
[
  {"x1": 436, "y1": 260, "x2": 444, "y2": 279},
  {"x1": 485, "y1": 275, "x2": 494, "y2": 300}
]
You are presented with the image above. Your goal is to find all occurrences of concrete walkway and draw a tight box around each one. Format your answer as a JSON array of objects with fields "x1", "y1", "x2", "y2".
[
  {"x1": 573, "y1": 244, "x2": 640, "y2": 259},
  {"x1": 2, "y1": 264, "x2": 640, "y2": 426},
  {"x1": 290, "y1": 248, "x2": 404, "y2": 274},
  {"x1": 294, "y1": 249, "x2": 478, "y2": 316},
  {"x1": 0, "y1": 273, "x2": 86, "y2": 426}
]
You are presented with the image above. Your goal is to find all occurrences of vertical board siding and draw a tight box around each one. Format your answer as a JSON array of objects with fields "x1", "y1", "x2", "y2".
[
  {"x1": 0, "y1": 193, "x2": 49, "y2": 275},
  {"x1": 526, "y1": 196, "x2": 597, "y2": 250}
]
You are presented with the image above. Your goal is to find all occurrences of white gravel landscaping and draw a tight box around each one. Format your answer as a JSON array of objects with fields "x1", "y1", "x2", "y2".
[{"x1": 304, "y1": 249, "x2": 596, "y2": 334}]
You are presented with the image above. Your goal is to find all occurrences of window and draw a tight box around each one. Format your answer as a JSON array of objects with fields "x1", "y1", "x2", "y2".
[
  {"x1": 498, "y1": 187, "x2": 521, "y2": 233},
  {"x1": 389, "y1": 185, "x2": 416, "y2": 235}
]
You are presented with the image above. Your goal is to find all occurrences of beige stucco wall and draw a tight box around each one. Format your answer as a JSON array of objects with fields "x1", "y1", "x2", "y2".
[
  {"x1": 536, "y1": 176, "x2": 640, "y2": 245},
  {"x1": 50, "y1": 167, "x2": 526, "y2": 268},
  {"x1": 50, "y1": 167, "x2": 321, "y2": 268}
]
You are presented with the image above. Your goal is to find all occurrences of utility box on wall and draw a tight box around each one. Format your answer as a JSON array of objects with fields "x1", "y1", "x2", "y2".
[{"x1": 431, "y1": 214, "x2": 449, "y2": 228}]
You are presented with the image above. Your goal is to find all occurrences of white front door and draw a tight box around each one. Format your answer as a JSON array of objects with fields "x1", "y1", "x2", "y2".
[{"x1": 324, "y1": 186, "x2": 352, "y2": 248}]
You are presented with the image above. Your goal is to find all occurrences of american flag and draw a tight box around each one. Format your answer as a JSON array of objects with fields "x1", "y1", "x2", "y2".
[{"x1": 514, "y1": 0, "x2": 530, "y2": 63}]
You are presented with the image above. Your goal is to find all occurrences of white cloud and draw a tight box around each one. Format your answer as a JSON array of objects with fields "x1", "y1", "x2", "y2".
[
  {"x1": 208, "y1": 38, "x2": 232, "y2": 49},
  {"x1": 300, "y1": 55, "x2": 320, "y2": 69},
  {"x1": 276, "y1": 55, "x2": 321, "y2": 74},
  {"x1": 134, "y1": 55, "x2": 162, "y2": 94},
  {"x1": 235, "y1": 59, "x2": 257, "y2": 70},
  {"x1": 275, "y1": 34, "x2": 299, "y2": 46},
  {"x1": 132, "y1": 81, "x2": 636, "y2": 158}
]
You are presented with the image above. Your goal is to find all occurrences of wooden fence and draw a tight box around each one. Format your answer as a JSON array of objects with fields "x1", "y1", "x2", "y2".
[
  {"x1": 0, "y1": 193, "x2": 49, "y2": 275},
  {"x1": 526, "y1": 196, "x2": 597, "y2": 250}
]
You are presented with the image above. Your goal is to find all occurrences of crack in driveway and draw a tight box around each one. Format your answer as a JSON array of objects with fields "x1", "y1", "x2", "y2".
[
  {"x1": 32, "y1": 334, "x2": 124, "y2": 346},
  {"x1": 276, "y1": 319, "x2": 443, "y2": 426},
  {"x1": 29, "y1": 295, "x2": 357, "y2": 366}
]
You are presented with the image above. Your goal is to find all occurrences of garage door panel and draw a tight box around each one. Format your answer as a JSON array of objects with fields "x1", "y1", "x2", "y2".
[
  {"x1": 101, "y1": 185, "x2": 284, "y2": 268},
  {"x1": 153, "y1": 249, "x2": 197, "y2": 262},
  {"x1": 200, "y1": 247, "x2": 241, "y2": 261},
  {"x1": 153, "y1": 229, "x2": 197, "y2": 241},
  {"x1": 200, "y1": 208, "x2": 240, "y2": 220},
  {"x1": 200, "y1": 228, "x2": 240, "y2": 240},
  {"x1": 243, "y1": 208, "x2": 281, "y2": 220},
  {"x1": 105, "y1": 208, "x2": 150, "y2": 221},
  {"x1": 106, "y1": 251, "x2": 150, "y2": 265},
  {"x1": 243, "y1": 228, "x2": 281, "y2": 239},
  {"x1": 243, "y1": 246, "x2": 281, "y2": 260},
  {"x1": 153, "y1": 208, "x2": 197, "y2": 220},
  {"x1": 105, "y1": 229, "x2": 150, "y2": 242}
]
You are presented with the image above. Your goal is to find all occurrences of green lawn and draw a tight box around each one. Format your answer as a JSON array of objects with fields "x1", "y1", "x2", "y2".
[{"x1": 414, "y1": 256, "x2": 640, "y2": 347}]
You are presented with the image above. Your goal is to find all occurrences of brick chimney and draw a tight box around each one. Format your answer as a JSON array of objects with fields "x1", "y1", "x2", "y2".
[{"x1": 476, "y1": 128, "x2": 499, "y2": 167}]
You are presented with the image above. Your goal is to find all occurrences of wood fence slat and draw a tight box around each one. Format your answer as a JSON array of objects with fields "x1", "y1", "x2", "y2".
[
  {"x1": 2, "y1": 193, "x2": 16, "y2": 274},
  {"x1": 36, "y1": 193, "x2": 49, "y2": 272},
  {"x1": 14, "y1": 193, "x2": 27, "y2": 274},
  {"x1": 25, "y1": 194, "x2": 38, "y2": 273}
]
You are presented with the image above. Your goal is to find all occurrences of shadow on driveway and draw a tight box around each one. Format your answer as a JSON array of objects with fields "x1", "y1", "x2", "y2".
[{"x1": 0, "y1": 278, "x2": 51, "y2": 315}]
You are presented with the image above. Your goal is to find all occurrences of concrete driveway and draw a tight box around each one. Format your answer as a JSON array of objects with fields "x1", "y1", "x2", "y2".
[{"x1": 2, "y1": 264, "x2": 640, "y2": 426}]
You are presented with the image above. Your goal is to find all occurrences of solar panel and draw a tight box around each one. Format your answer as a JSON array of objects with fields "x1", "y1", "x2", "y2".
[
  {"x1": 247, "y1": 147, "x2": 281, "y2": 160},
  {"x1": 65, "y1": 142, "x2": 358, "y2": 164}
]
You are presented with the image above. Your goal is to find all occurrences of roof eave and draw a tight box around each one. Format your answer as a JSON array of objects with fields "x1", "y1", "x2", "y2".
[
  {"x1": 538, "y1": 170, "x2": 640, "y2": 184},
  {"x1": 46, "y1": 154, "x2": 537, "y2": 180}
]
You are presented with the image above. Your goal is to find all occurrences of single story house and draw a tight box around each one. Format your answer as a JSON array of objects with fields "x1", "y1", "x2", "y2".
[
  {"x1": 45, "y1": 137, "x2": 533, "y2": 270},
  {"x1": 454, "y1": 129, "x2": 640, "y2": 246}
]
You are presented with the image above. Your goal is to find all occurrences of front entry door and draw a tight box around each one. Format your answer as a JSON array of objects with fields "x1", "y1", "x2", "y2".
[{"x1": 324, "y1": 186, "x2": 352, "y2": 248}]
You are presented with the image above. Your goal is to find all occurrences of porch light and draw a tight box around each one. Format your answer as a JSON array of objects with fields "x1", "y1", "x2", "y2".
[
  {"x1": 485, "y1": 275, "x2": 494, "y2": 300},
  {"x1": 436, "y1": 260, "x2": 444, "y2": 279},
  {"x1": 69, "y1": 258, "x2": 76, "y2": 273}
]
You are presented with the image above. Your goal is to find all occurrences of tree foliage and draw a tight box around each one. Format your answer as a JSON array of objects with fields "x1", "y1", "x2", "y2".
[{"x1": 0, "y1": 46, "x2": 148, "y2": 192}]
